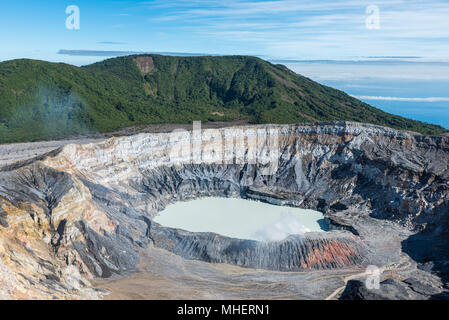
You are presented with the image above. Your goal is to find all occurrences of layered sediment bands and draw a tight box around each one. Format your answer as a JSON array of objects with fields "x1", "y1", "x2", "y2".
[
  {"x1": 0, "y1": 121, "x2": 448, "y2": 299},
  {"x1": 150, "y1": 223, "x2": 367, "y2": 271}
]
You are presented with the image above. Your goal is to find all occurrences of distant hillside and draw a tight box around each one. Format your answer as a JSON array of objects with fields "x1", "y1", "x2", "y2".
[{"x1": 0, "y1": 54, "x2": 446, "y2": 143}]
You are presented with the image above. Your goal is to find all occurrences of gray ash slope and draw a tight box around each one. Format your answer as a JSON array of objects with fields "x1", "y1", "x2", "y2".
[{"x1": 0, "y1": 121, "x2": 448, "y2": 299}]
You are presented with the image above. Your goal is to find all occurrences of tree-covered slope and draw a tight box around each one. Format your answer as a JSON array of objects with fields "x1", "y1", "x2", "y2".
[{"x1": 0, "y1": 54, "x2": 445, "y2": 143}]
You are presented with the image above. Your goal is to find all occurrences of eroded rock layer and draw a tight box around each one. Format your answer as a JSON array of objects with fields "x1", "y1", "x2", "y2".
[{"x1": 0, "y1": 121, "x2": 448, "y2": 299}]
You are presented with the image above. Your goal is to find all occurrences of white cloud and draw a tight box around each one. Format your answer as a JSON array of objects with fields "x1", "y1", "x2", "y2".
[
  {"x1": 252, "y1": 213, "x2": 312, "y2": 242},
  {"x1": 283, "y1": 61, "x2": 449, "y2": 81},
  {"x1": 142, "y1": 0, "x2": 449, "y2": 60}
]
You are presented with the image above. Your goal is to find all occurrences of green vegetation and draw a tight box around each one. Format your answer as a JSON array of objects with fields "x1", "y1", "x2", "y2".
[{"x1": 0, "y1": 54, "x2": 445, "y2": 143}]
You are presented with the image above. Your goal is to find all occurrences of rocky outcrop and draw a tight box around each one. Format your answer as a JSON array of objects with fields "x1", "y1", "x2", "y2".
[
  {"x1": 340, "y1": 274, "x2": 445, "y2": 300},
  {"x1": 0, "y1": 121, "x2": 448, "y2": 299},
  {"x1": 150, "y1": 223, "x2": 367, "y2": 271}
]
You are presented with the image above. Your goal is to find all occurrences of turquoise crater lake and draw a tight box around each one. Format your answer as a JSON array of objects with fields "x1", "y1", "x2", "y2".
[{"x1": 154, "y1": 198, "x2": 328, "y2": 242}]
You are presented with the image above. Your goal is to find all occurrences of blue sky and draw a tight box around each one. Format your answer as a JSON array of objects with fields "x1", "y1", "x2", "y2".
[{"x1": 1, "y1": 0, "x2": 449, "y2": 63}]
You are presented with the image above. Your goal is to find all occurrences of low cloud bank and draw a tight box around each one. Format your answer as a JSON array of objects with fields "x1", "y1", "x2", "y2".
[
  {"x1": 57, "y1": 49, "x2": 215, "y2": 57},
  {"x1": 355, "y1": 95, "x2": 449, "y2": 102}
]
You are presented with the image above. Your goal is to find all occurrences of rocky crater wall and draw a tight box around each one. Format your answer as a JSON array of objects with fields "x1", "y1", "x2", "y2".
[{"x1": 0, "y1": 121, "x2": 448, "y2": 299}]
